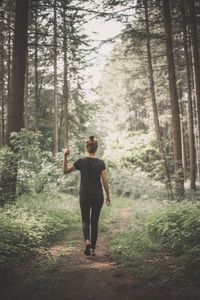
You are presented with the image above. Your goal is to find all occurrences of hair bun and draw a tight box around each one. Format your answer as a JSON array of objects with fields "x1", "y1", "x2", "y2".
[
  {"x1": 86, "y1": 136, "x2": 98, "y2": 153},
  {"x1": 89, "y1": 136, "x2": 95, "y2": 141}
]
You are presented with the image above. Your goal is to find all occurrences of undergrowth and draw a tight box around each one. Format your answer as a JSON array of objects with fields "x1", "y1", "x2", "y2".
[
  {"x1": 110, "y1": 197, "x2": 200, "y2": 281},
  {"x1": 0, "y1": 190, "x2": 80, "y2": 269}
]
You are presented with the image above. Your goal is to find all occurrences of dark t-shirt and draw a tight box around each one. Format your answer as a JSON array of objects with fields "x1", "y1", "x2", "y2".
[{"x1": 73, "y1": 157, "x2": 106, "y2": 200}]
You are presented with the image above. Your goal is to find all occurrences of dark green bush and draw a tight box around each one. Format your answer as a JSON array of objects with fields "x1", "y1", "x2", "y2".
[
  {"x1": 146, "y1": 202, "x2": 200, "y2": 279},
  {"x1": 109, "y1": 166, "x2": 165, "y2": 200},
  {"x1": 9, "y1": 130, "x2": 52, "y2": 195},
  {"x1": 111, "y1": 228, "x2": 158, "y2": 267},
  {"x1": 9, "y1": 130, "x2": 80, "y2": 196},
  {"x1": 110, "y1": 199, "x2": 200, "y2": 280},
  {"x1": 0, "y1": 192, "x2": 80, "y2": 268},
  {"x1": 0, "y1": 146, "x2": 17, "y2": 205},
  {"x1": 147, "y1": 202, "x2": 200, "y2": 256}
]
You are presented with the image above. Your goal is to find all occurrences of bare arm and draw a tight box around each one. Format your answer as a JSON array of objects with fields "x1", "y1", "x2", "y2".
[
  {"x1": 101, "y1": 169, "x2": 111, "y2": 205},
  {"x1": 63, "y1": 149, "x2": 75, "y2": 174}
]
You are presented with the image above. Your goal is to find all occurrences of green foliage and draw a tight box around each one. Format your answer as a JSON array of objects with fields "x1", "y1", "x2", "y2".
[
  {"x1": 109, "y1": 165, "x2": 165, "y2": 199},
  {"x1": 111, "y1": 228, "x2": 158, "y2": 267},
  {"x1": 147, "y1": 202, "x2": 200, "y2": 257},
  {"x1": 53, "y1": 152, "x2": 80, "y2": 196},
  {"x1": 102, "y1": 130, "x2": 165, "y2": 182},
  {"x1": 1, "y1": 129, "x2": 83, "y2": 207},
  {"x1": 0, "y1": 146, "x2": 17, "y2": 205},
  {"x1": 127, "y1": 135, "x2": 163, "y2": 179},
  {"x1": 0, "y1": 191, "x2": 80, "y2": 269},
  {"x1": 109, "y1": 197, "x2": 164, "y2": 270},
  {"x1": 9, "y1": 130, "x2": 50, "y2": 194},
  {"x1": 4, "y1": 130, "x2": 80, "y2": 197},
  {"x1": 111, "y1": 198, "x2": 200, "y2": 280}
]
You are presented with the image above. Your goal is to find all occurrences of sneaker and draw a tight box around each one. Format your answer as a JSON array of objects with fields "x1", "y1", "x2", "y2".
[
  {"x1": 84, "y1": 243, "x2": 91, "y2": 256},
  {"x1": 91, "y1": 249, "x2": 96, "y2": 256}
]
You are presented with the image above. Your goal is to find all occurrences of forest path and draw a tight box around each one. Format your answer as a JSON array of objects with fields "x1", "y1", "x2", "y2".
[{"x1": 8, "y1": 206, "x2": 183, "y2": 300}]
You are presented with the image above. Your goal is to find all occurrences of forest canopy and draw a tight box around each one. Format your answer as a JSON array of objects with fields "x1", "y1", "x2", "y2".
[
  {"x1": 0, "y1": 0, "x2": 200, "y2": 201},
  {"x1": 1, "y1": 1, "x2": 200, "y2": 298}
]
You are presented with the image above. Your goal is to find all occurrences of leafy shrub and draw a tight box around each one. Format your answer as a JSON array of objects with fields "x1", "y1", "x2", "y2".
[
  {"x1": 50, "y1": 152, "x2": 80, "y2": 196},
  {"x1": 0, "y1": 191, "x2": 80, "y2": 269},
  {"x1": 109, "y1": 165, "x2": 166, "y2": 200},
  {"x1": 147, "y1": 202, "x2": 200, "y2": 256},
  {"x1": 111, "y1": 228, "x2": 158, "y2": 267},
  {"x1": 145, "y1": 201, "x2": 200, "y2": 279},
  {"x1": 0, "y1": 208, "x2": 47, "y2": 265},
  {"x1": 110, "y1": 198, "x2": 200, "y2": 280},
  {"x1": 9, "y1": 130, "x2": 80, "y2": 196},
  {"x1": 0, "y1": 146, "x2": 17, "y2": 205},
  {"x1": 103, "y1": 131, "x2": 165, "y2": 181},
  {"x1": 9, "y1": 130, "x2": 52, "y2": 195}
]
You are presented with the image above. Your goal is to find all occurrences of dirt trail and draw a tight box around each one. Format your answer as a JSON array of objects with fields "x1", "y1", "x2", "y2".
[{"x1": 6, "y1": 207, "x2": 197, "y2": 300}]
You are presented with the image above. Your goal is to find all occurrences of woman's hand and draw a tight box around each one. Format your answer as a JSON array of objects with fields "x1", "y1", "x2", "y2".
[
  {"x1": 64, "y1": 148, "x2": 70, "y2": 157},
  {"x1": 106, "y1": 197, "x2": 111, "y2": 206}
]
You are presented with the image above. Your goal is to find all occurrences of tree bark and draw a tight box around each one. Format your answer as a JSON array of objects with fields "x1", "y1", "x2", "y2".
[
  {"x1": 24, "y1": 52, "x2": 29, "y2": 129},
  {"x1": 63, "y1": 1, "x2": 69, "y2": 148},
  {"x1": 187, "y1": 0, "x2": 200, "y2": 159},
  {"x1": 179, "y1": 87, "x2": 188, "y2": 181},
  {"x1": 6, "y1": 0, "x2": 29, "y2": 201},
  {"x1": 0, "y1": 7, "x2": 5, "y2": 145},
  {"x1": 144, "y1": 0, "x2": 173, "y2": 199},
  {"x1": 34, "y1": 9, "x2": 39, "y2": 131},
  {"x1": 7, "y1": 0, "x2": 29, "y2": 140},
  {"x1": 7, "y1": 0, "x2": 12, "y2": 136},
  {"x1": 162, "y1": 0, "x2": 184, "y2": 198},
  {"x1": 180, "y1": 0, "x2": 196, "y2": 189},
  {"x1": 53, "y1": 0, "x2": 59, "y2": 153}
]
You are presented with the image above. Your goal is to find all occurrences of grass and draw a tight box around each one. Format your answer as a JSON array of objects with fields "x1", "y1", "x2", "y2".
[
  {"x1": 108, "y1": 195, "x2": 200, "y2": 284},
  {"x1": 0, "y1": 190, "x2": 81, "y2": 269},
  {"x1": 2, "y1": 187, "x2": 200, "y2": 286},
  {"x1": 107, "y1": 197, "x2": 165, "y2": 271}
]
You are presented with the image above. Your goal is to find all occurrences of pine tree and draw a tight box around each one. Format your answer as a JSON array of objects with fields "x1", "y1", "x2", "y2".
[{"x1": 162, "y1": 0, "x2": 184, "y2": 197}]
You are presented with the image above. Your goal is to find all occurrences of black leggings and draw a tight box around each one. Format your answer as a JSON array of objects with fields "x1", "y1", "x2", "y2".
[{"x1": 80, "y1": 198, "x2": 103, "y2": 249}]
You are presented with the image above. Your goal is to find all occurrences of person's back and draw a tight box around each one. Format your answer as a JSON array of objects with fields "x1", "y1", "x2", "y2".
[
  {"x1": 63, "y1": 136, "x2": 111, "y2": 256},
  {"x1": 74, "y1": 157, "x2": 105, "y2": 200}
]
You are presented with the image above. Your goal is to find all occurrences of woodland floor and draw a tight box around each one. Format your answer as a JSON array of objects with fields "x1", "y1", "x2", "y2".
[{"x1": 2, "y1": 206, "x2": 200, "y2": 300}]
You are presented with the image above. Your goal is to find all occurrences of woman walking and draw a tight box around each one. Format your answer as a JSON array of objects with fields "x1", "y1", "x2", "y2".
[{"x1": 63, "y1": 136, "x2": 111, "y2": 256}]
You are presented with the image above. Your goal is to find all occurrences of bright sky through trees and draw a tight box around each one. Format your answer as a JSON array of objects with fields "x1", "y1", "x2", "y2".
[{"x1": 83, "y1": 18, "x2": 124, "y2": 101}]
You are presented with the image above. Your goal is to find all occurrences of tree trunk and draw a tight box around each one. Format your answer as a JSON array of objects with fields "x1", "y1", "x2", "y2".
[
  {"x1": 7, "y1": 0, "x2": 29, "y2": 140},
  {"x1": 162, "y1": 0, "x2": 184, "y2": 198},
  {"x1": 144, "y1": 0, "x2": 173, "y2": 199},
  {"x1": 24, "y1": 52, "x2": 29, "y2": 129},
  {"x1": 63, "y1": 2, "x2": 69, "y2": 148},
  {"x1": 0, "y1": 7, "x2": 5, "y2": 145},
  {"x1": 179, "y1": 87, "x2": 188, "y2": 181},
  {"x1": 53, "y1": 0, "x2": 59, "y2": 153},
  {"x1": 187, "y1": 0, "x2": 200, "y2": 159},
  {"x1": 34, "y1": 9, "x2": 39, "y2": 131},
  {"x1": 180, "y1": 0, "x2": 196, "y2": 189},
  {"x1": 7, "y1": 0, "x2": 12, "y2": 136},
  {"x1": 6, "y1": 0, "x2": 29, "y2": 201}
]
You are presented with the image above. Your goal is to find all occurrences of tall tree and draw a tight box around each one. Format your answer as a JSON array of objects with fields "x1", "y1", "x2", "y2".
[
  {"x1": 143, "y1": 0, "x2": 173, "y2": 198},
  {"x1": 53, "y1": 0, "x2": 59, "y2": 153},
  {"x1": 34, "y1": 8, "x2": 39, "y2": 131},
  {"x1": 24, "y1": 52, "x2": 29, "y2": 129},
  {"x1": 5, "y1": 0, "x2": 29, "y2": 201},
  {"x1": 6, "y1": 0, "x2": 13, "y2": 135},
  {"x1": 0, "y1": 6, "x2": 5, "y2": 145},
  {"x1": 162, "y1": 0, "x2": 184, "y2": 197},
  {"x1": 180, "y1": 0, "x2": 196, "y2": 189},
  {"x1": 187, "y1": 0, "x2": 200, "y2": 179},
  {"x1": 7, "y1": 0, "x2": 29, "y2": 140},
  {"x1": 63, "y1": 1, "x2": 69, "y2": 148}
]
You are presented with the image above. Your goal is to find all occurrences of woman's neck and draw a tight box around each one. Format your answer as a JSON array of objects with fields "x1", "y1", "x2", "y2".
[{"x1": 86, "y1": 152, "x2": 96, "y2": 158}]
